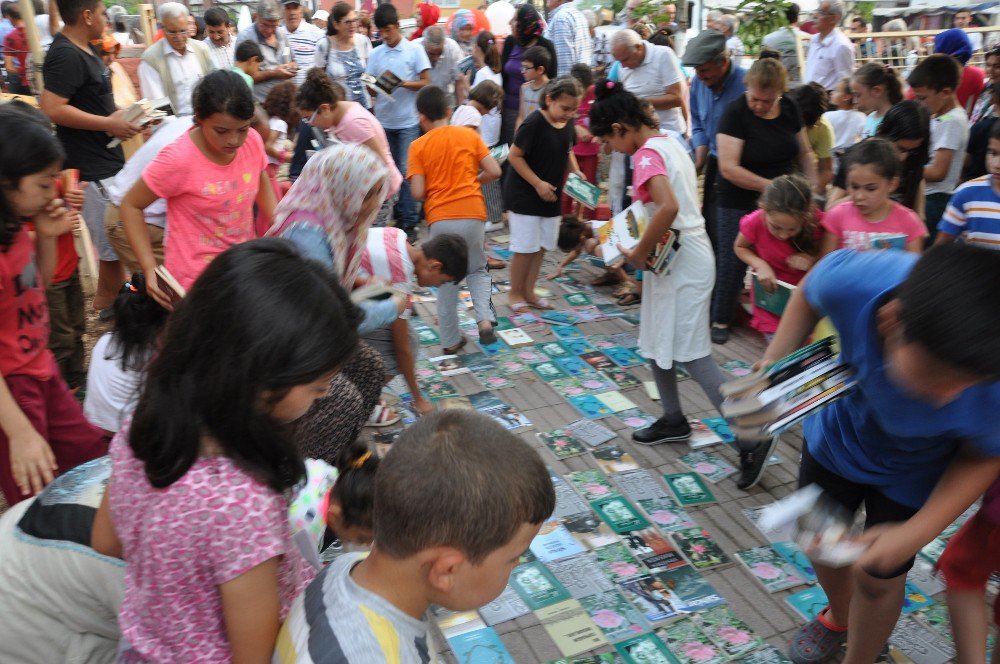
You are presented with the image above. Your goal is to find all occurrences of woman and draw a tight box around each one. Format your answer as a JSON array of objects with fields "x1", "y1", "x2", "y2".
[
  {"x1": 713, "y1": 57, "x2": 817, "y2": 344},
  {"x1": 970, "y1": 45, "x2": 1000, "y2": 124},
  {"x1": 450, "y1": 9, "x2": 477, "y2": 56},
  {"x1": 499, "y1": 4, "x2": 557, "y2": 144},
  {"x1": 315, "y1": 1, "x2": 374, "y2": 110},
  {"x1": 932, "y1": 28, "x2": 983, "y2": 115},
  {"x1": 411, "y1": 1, "x2": 440, "y2": 41}
]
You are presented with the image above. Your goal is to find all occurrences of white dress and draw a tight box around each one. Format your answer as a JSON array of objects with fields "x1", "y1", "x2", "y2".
[{"x1": 635, "y1": 135, "x2": 715, "y2": 370}]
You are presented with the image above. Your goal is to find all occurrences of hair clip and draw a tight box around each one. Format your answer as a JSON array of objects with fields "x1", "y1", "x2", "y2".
[
  {"x1": 488, "y1": 39, "x2": 494, "y2": 44},
  {"x1": 124, "y1": 281, "x2": 138, "y2": 293},
  {"x1": 350, "y1": 450, "x2": 373, "y2": 469}
]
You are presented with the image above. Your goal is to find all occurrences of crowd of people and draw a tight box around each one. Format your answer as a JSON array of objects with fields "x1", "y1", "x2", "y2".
[{"x1": 0, "y1": 0, "x2": 999, "y2": 661}]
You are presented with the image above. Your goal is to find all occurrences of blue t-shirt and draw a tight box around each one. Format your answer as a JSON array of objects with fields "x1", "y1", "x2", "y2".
[
  {"x1": 803, "y1": 249, "x2": 1000, "y2": 508},
  {"x1": 365, "y1": 39, "x2": 431, "y2": 130},
  {"x1": 939, "y1": 175, "x2": 1000, "y2": 249}
]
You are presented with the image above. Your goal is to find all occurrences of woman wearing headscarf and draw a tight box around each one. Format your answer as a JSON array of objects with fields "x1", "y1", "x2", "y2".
[
  {"x1": 450, "y1": 9, "x2": 477, "y2": 56},
  {"x1": 499, "y1": 4, "x2": 557, "y2": 144},
  {"x1": 932, "y1": 28, "x2": 984, "y2": 114},
  {"x1": 411, "y1": 1, "x2": 440, "y2": 40}
]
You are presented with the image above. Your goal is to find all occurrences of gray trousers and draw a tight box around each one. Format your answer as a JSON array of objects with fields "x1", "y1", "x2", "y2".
[{"x1": 431, "y1": 218, "x2": 495, "y2": 347}]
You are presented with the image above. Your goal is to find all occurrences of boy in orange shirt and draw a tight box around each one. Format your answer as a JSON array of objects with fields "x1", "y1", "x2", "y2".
[{"x1": 408, "y1": 85, "x2": 502, "y2": 353}]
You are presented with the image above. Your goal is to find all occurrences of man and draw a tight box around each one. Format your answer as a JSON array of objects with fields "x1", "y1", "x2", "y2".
[
  {"x1": 282, "y1": 0, "x2": 322, "y2": 86},
  {"x1": 138, "y1": 3, "x2": 211, "y2": 116},
  {"x1": 850, "y1": 16, "x2": 876, "y2": 59},
  {"x1": 682, "y1": 29, "x2": 746, "y2": 248},
  {"x1": 761, "y1": 3, "x2": 810, "y2": 85},
  {"x1": 41, "y1": 0, "x2": 142, "y2": 313},
  {"x1": 544, "y1": 0, "x2": 592, "y2": 77},
  {"x1": 2, "y1": 3, "x2": 28, "y2": 94},
  {"x1": 366, "y1": 3, "x2": 430, "y2": 239},
  {"x1": 954, "y1": 10, "x2": 983, "y2": 52},
  {"x1": 203, "y1": 7, "x2": 235, "y2": 70},
  {"x1": 235, "y1": 0, "x2": 296, "y2": 103},
  {"x1": 417, "y1": 26, "x2": 466, "y2": 107},
  {"x1": 0, "y1": 1, "x2": 15, "y2": 83},
  {"x1": 312, "y1": 9, "x2": 328, "y2": 31},
  {"x1": 803, "y1": 0, "x2": 854, "y2": 92},
  {"x1": 717, "y1": 14, "x2": 744, "y2": 58}
]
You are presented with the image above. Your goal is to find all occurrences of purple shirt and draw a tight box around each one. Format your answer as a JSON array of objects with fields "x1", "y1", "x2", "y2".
[{"x1": 503, "y1": 42, "x2": 526, "y2": 111}]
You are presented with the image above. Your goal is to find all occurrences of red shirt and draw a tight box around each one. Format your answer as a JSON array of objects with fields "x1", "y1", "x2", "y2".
[
  {"x1": 3, "y1": 26, "x2": 29, "y2": 87},
  {"x1": 573, "y1": 85, "x2": 600, "y2": 158},
  {"x1": 53, "y1": 233, "x2": 78, "y2": 284},
  {"x1": 0, "y1": 227, "x2": 53, "y2": 379},
  {"x1": 906, "y1": 66, "x2": 985, "y2": 113}
]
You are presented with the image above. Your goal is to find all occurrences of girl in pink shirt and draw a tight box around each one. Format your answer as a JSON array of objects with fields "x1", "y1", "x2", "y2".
[
  {"x1": 734, "y1": 175, "x2": 824, "y2": 338},
  {"x1": 91, "y1": 239, "x2": 364, "y2": 663},
  {"x1": 121, "y1": 70, "x2": 276, "y2": 310}
]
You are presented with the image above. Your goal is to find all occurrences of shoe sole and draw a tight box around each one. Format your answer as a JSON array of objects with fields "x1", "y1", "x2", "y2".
[
  {"x1": 739, "y1": 435, "x2": 780, "y2": 490},
  {"x1": 632, "y1": 431, "x2": 691, "y2": 446}
]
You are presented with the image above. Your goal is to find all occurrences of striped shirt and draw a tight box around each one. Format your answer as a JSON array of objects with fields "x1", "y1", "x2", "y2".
[
  {"x1": 358, "y1": 227, "x2": 414, "y2": 291},
  {"x1": 939, "y1": 175, "x2": 1000, "y2": 249},
  {"x1": 543, "y1": 3, "x2": 592, "y2": 77},
  {"x1": 204, "y1": 38, "x2": 235, "y2": 70},
  {"x1": 285, "y1": 22, "x2": 324, "y2": 86}
]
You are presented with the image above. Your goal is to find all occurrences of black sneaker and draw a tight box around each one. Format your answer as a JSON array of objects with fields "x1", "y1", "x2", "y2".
[
  {"x1": 479, "y1": 325, "x2": 497, "y2": 346},
  {"x1": 710, "y1": 325, "x2": 730, "y2": 344},
  {"x1": 632, "y1": 416, "x2": 691, "y2": 445},
  {"x1": 736, "y1": 435, "x2": 779, "y2": 490}
]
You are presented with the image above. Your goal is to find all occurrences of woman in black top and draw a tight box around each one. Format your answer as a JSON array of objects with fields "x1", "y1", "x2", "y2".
[
  {"x1": 499, "y1": 4, "x2": 557, "y2": 145},
  {"x1": 712, "y1": 57, "x2": 817, "y2": 344}
]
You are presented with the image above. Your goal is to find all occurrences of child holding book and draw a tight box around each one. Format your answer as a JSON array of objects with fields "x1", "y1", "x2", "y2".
[
  {"x1": 547, "y1": 216, "x2": 637, "y2": 297},
  {"x1": 514, "y1": 45, "x2": 551, "y2": 132},
  {"x1": 935, "y1": 121, "x2": 1000, "y2": 250},
  {"x1": 819, "y1": 139, "x2": 926, "y2": 255},
  {"x1": 761, "y1": 244, "x2": 1000, "y2": 664},
  {"x1": 408, "y1": 85, "x2": 501, "y2": 353},
  {"x1": 563, "y1": 62, "x2": 600, "y2": 221},
  {"x1": 734, "y1": 175, "x2": 823, "y2": 342},
  {"x1": 504, "y1": 76, "x2": 584, "y2": 312},
  {"x1": 273, "y1": 409, "x2": 555, "y2": 663}
]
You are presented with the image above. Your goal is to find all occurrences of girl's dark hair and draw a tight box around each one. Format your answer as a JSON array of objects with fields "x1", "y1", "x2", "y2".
[
  {"x1": 588, "y1": 79, "x2": 658, "y2": 137},
  {"x1": 558, "y1": 216, "x2": 591, "y2": 251},
  {"x1": 109, "y1": 273, "x2": 168, "y2": 373},
  {"x1": 759, "y1": 174, "x2": 820, "y2": 255},
  {"x1": 468, "y1": 80, "x2": 503, "y2": 111},
  {"x1": 332, "y1": 438, "x2": 379, "y2": 528},
  {"x1": 296, "y1": 67, "x2": 343, "y2": 111},
  {"x1": 874, "y1": 100, "x2": 929, "y2": 209},
  {"x1": 570, "y1": 62, "x2": 593, "y2": 89},
  {"x1": 129, "y1": 239, "x2": 363, "y2": 492},
  {"x1": 540, "y1": 76, "x2": 582, "y2": 110},
  {"x1": 853, "y1": 62, "x2": 904, "y2": 105},
  {"x1": 192, "y1": 69, "x2": 255, "y2": 121},
  {"x1": 846, "y1": 137, "x2": 901, "y2": 181},
  {"x1": 476, "y1": 30, "x2": 500, "y2": 73},
  {"x1": 793, "y1": 82, "x2": 828, "y2": 127},
  {"x1": 263, "y1": 81, "x2": 298, "y2": 127},
  {"x1": 327, "y1": 1, "x2": 352, "y2": 36},
  {"x1": 0, "y1": 104, "x2": 65, "y2": 250}
]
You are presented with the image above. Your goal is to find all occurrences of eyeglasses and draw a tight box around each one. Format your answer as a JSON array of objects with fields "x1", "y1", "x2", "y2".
[
  {"x1": 164, "y1": 29, "x2": 188, "y2": 36},
  {"x1": 342, "y1": 18, "x2": 359, "y2": 25},
  {"x1": 520, "y1": 64, "x2": 536, "y2": 72}
]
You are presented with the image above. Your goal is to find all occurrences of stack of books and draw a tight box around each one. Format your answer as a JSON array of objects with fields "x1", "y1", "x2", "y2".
[
  {"x1": 107, "y1": 98, "x2": 169, "y2": 148},
  {"x1": 720, "y1": 338, "x2": 856, "y2": 440},
  {"x1": 593, "y1": 201, "x2": 680, "y2": 275}
]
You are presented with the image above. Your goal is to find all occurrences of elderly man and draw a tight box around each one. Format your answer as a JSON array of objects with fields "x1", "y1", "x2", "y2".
[
  {"x1": 138, "y1": 2, "x2": 212, "y2": 116},
  {"x1": 235, "y1": 0, "x2": 296, "y2": 102},
  {"x1": 312, "y1": 9, "x2": 329, "y2": 31},
  {"x1": 203, "y1": 7, "x2": 235, "y2": 70},
  {"x1": 682, "y1": 29, "x2": 746, "y2": 247},
  {"x1": 717, "y1": 14, "x2": 744, "y2": 58},
  {"x1": 282, "y1": 0, "x2": 323, "y2": 85},
  {"x1": 761, "y1": 3, "x2": 809, "y2": 84},
  {"x1": 544, "y1": 0, "x2": 592, "y2": 76},
  {"x1": 803, "y1": 0, "x2": 854, "y2": 92},
  {"x1": 417, "y1": 25, "x2": 466, "y2": 106}
]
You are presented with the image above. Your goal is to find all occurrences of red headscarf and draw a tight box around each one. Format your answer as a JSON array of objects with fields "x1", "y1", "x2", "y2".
[{"x1": 411, "y1": 2, "x2": 441, "y2": 40}]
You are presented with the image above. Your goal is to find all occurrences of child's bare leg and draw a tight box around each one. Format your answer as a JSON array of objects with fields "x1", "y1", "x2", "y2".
[
  {"x1": 842, "y1": 568, "x2": 907, "y2": 664},
  {"x1": 508, "y1": 252, "x2": 532, "y2": 304},
  {"x1": 525, "y1": 250, "x2": 545, "y2": 301},
  {"x1": 813, "y1": 562, "x2": 854, "y2": 628},
  {"x1": 947, "y1": 589, "x2": 989, "y2": 664}
]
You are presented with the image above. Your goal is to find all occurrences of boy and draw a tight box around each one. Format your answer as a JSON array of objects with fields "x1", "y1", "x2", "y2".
[
  {"x1": 763, "y1": 245, "x2": 1000, "y2": 664},
  {"x1": 515, "y1": 45, "x2": 551, "y2": 131},
  {"x1": 273, "y1": 409, "x2": 555, "y2": 663},
  {"x1": 232, "y1": 40, "x2": 262, "y2": 90},
  {"x1": 408, "y1": 85, "x2": 501, "y2": 353},
  {"x1": 358, "y1": 229, "x2": 470, "y2": 417},
  {"x1": 909, "y1": 54, "x2": 970, "y2": 240},
  {"x1": 935, "y1": 120, "x2": 1000, "y2": 250}
]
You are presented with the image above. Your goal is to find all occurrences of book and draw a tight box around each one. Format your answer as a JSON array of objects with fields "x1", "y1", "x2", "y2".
[
  {"x1": 564, "y1": 172, "x2": 602, "y2": 209},
  {"x1": 107, "y1": 98, "x2": 168, "y2": 147},
  {"x1": 616, "y1": 575, "x2": 680, "y2": 625},
  {"x1": 477, "y1": 585, "x2": 531, "y2": 626},
  {"x1": 496, "y1": 327, "x2": 534, "y2": 348},
  {"x1": 489, "y1": 143, "x2": 510, "y2": 165},
  {"x1": 444, "y1": 624, "x2": 516, "y2": 663},
  {"x1": 467, "y1": 391, "x2": 532, "y2": 430},
  {"x1": 785, "y1": 586, "x2": 829, "y2": 621},
  {"x1": 637, "y1": 497, "x2": 697, "y2": 533},
  {"x1": 508, "y1": 561, "x2": 571, "y2": 610},
  {"x1": 563, "y1": 292, "x2": 593, "y2": 307},
  {"x1": 568, "y1": 394, "x2": 615, "y2": 419},
  {"x1": 154, "y1": 265, "x2": 186, "y2": 304},
  {"x1": 428, "y1": 354, "x2": 469, "y2": 376},
  {"x1": 349, "y1": 280, "x2": 398, "y2": 303},
  {"x1": 663, "y1": 473, "x2": 716, "y2": 506},
  {"x1": 560, "y1": 511, "x2": 621, "y2": 550},
  {"x1": 770, "y1": 541, "x2": 818, "y2": 583},
  {"x1": 696, "y1": 606, "x2": 763, "y2": 659},
  {"x1": 687, "y1": 419, "x2": 724, "y2": 449},
  {"x1": 617, "y1": 408, "x2": 659, "y2": 430},
  {"x1": 654, "y1": 564, "x2": 726, "y2": 613},
  {"x1": 592, "y1": 445, "x2": 640, "y2": 474},
  {"x1": 594, "y1": 201, "x2": 647, "y2": 268},
  {"x1": 678, "y1": 451, "x2": 736, "y2": 483},
  {"x1": 536, "y1": 599, "x2": 610, "y2": 657},
  {"x1": 615, "y1": 633, "x2": 677, "y2": 664},
  {"x1": 457, "y1": 54, "x2": 476, "y2": 76},
  {"x1": 578, "y1": 590, "x2": 651, "y2": 644},
  {"x1": 373, "y1": 69, "x2": 402, "y2": 95},
  {"x1": 548, "y1": 553, "x2": 618, "y2": 599},
  {"x1": 621, "y1": 527, "x2": 687, "y2": 571},
  {"x1": 870, "y1": 232, "x2": 907, "y2": 251},
  {"x1": 530, "y1": 520, "x2": 586, "y2": 562},
  {"x1": 658, "y1": 618, "x2": 726, "y2": 664},
  {"x1": 565, "y1": 419, "x2": 617, "y2": 446},
  {"x1": 735, "y1": 546, "x2": 808, "y2": 592},
  {"x1": 592, "y1": 496, "x2": 651, "y2": 534},
  {"x1": 751, "y1": 273, "x2": 796, "y2": 317},
  {"x1": 646, "y1": 228, "x2": 681, "y2": 276},
  {"x1": 720, "y1": 337, "x2": 836, "y2": 400},
  {"x1": 538, "y1": 428, "x2": 588, "y2": 459},
  {"x1": 540, "y1": 310, "x2": 582, "y2": 326},
  {"x1": 670, "y1": 528, "x2": 729, "y2": 570}
]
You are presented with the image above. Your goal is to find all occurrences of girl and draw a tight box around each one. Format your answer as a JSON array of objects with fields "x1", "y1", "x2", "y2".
[
  {"x1": 504, "y1": 76, "x2": 585, "y2": 311},
  {"x1": 563, "y1": 62, "x2": 600, "y2": 222},
  {"x1": 262, "y1": 81, "x2": 299, "y2": 174},
  {"x1": 472, "y1": 30, "x2": 501, "y2": 90},
  {"x1": 0, "y1": 104, "x2": 107, "y2": 505},
  {"x1": 315, "y1": 1, "x2": 373, "y2": 110},
  {"x1": 92, "y1": 239, "x2": 362, "y2": 662},
  {"x1": 734, "y1": 175, "x2": 823, "y2": 341},
  {"x1": 821, "y1": 138, "x2": 927, "y2": 255},
  {"x1": 120, "y1": 70, "x2": 275, "y2": 309},
  {"x1": 823, "y1": 77, "x2": 865, "y2": 168},
  {"x1": 83, "y1": 274, "x2": 168, "y2": 436},
  {"x1": 852, "y1": 62, "x2": 903, "y2": 139}
]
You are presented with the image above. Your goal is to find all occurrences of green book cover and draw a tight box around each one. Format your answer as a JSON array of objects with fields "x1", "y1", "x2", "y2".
[{"x1": 752, "y1": 274, "x2": 795, "y2": 317}]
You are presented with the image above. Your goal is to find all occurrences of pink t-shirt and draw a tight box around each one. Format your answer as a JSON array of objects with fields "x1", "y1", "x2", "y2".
[
  {"x1": 332, "y1": 102, "x2": 403, "y2": 195},
  {"x1": 740, "y1": 208, "x2": 824, "y2": 334},
  {"x1": 821, "y1": 201, "x2": 926, "y2": 252},
  {"x1": 109, "y1": 426, "x2": 314, "y2": 662},
  {"x1": 143, "y1": 129, "x2": 267, "y2": 290}
]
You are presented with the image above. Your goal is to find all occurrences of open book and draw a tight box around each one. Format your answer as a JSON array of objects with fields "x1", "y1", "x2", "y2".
[
  {"x1": 154, "y1": 265, "x2": 186, "y2": 305},
  {"x1": 593, "y1": 201, "x2": 646, "y2": 268},
  {"x1": 107, "y1": 98, "x2": 169, "y2": 148}
]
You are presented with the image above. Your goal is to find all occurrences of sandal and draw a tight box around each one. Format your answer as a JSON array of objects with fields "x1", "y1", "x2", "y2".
[
  {"x1": 487, "y1": 257, "x2": 507, "y2": 270},
  {"x1": 787, "y1": 606, "x2": 847, "y2": 664},
  {"x1": 366, "y1": 400, "x2": 401, "y2": 428},
  {"x1": 509, "y1": 301, "x2": 531, "y2": 314},
  {"x1": 527, "y1": 297, "x2": 554, "y2": 310},
  {"x1": 617, "y1": 291, "x2": 641, "y2": 306},
  {"x1": 442, "y1": 337, "x2": 467, "y2": 354}
]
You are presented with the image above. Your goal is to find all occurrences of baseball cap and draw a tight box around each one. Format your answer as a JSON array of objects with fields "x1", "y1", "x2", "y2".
[{"x1": 313, "y1": 9, "x2": 329, "y2": 21}]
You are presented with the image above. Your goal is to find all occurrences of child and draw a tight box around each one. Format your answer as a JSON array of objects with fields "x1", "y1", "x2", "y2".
[
  {"x1": 546, "y1": 216, "x2": 636, "y2": 295},
  {"x1": 504, "y1": 76, "x2": 584, "y2": 312},
  {"x1": 0, "y1": 104, "x2": 107, "y2": 505},
  {"x1": 936, "y1": 120, "x2": 1000, "y2": 249},
  {"x1": 358, "y1": 228, "x2": 469, "y2": 418},
  {"x1": 823, "y1": 77, "x2": 865, "y2": 167},
  {"x1": 763, "y1": 244, "x2": 1000, "y2": 664},
  {"x1": 820, "y1": 138, "x2": 927, "y2": 255},
  {"x1": 45, "y1": 171, "x2": 86, "y2": 392},
  {"x1": 262, "y1": 81, "x2": 299, "y2": 175},
  {"x1": 563, "y1": 62, "x2": 600, "y2": 221},
  {"x1": 83, "y1": 274, "x2": 168, "y2": 436},
  {"x1": 452, "y1": 79, "x2": 505, "y2": 237},
  {"x1": 794, "y1": 83, "x2": 834, "y2": 196},
  {"x1": 514, "y1": 45, "x2": 551, "y2": 132},
  {"x1": 852, "y1": 62, "x2": 903, "y2": 139},
  {"x1": 408, "y1": 85, "x2": 501, "y2": 353},
  {"x1": 909, "y1": 54, "x2": 970, "y2": 239},
  {"x1": 91, "y1": 239, "x2": 363, "y2": 661},
  {"x1": 734, "y1": 175, "x2": 823, "y2": 342},
  {"x1": 936, "y1": 474, "x2": 1000, "y2": 664},
  {"x1": 471, "y1": 30, "x2": 502, "y2": 91},
  {"x1": 232, "y1": 39, "x2": 262, "y2": 90},
  {"x1": 273, "y1": 409, "x2": 555, "y2": 663},
  {"x1": 121, "y1": 70, "x2": 275, "y2": 307}
]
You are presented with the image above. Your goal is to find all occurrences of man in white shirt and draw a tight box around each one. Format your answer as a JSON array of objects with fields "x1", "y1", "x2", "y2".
[
  {"x1": 954, "y1": 10, "x2": 983, "y2": 52},
  {"x1": 203, "y1": 7, "x2": 235, "y2": 70},
  {"x1": 138, "y1": 2, "x2": 211, "y2": 115},
  {"x1": 611, "y1": 28, "x2": 685, "y2": 135},
  {"x1": 544, "y1": 0, "x2": 592, "y2": 76},
  {"x1": 804, "y1": 0, "x2": 855, "y2": 92},
  {"x1": 761, "y1": 2, "x2": 810, "y2": 85},
  {"x1": 282, "y1": 0, "x2": 323, "y2": 86},
  {"x1": 417, "y1": 26, "x2": 466, "y2": 106},
  {"x1": 717, "y1": 14, "x2": 744, "y2": 58}
]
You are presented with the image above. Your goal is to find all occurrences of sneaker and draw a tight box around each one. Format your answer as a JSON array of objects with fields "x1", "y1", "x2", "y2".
[
  {"x1": 788, "y1": 606, "x2": 847, "y2": 664},
  {"x1": 478, "y1": 325, "x2": 498, "y2": 346},
  {"x1": 632, "y1": 416, "x2": 691, "y2": 445},
  {"x1": 484, "y1": 221, "x2": 505, "y2": 233},
  {"x1": 710, "y1": 325, "x2": 730, "y2": 344},
  {"x1": 736, "y1": 435, "x2": 779, "y2": 490}
]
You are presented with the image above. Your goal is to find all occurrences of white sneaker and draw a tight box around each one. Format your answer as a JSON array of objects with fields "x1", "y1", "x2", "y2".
[{"x1": 484, "y1": 221, "x2": 505, "y2": 233}]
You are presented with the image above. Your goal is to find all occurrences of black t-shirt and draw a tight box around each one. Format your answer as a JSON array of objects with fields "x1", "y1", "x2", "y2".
[
  {"x1": 42, "y1": 33, "x2": 125, "y2": 181},
  {"x1": 716, "y1": 95, "x2": 803, "y2": 211},
  {"x1": 964, "y1": 116, "x2": 996, "y2": 182},
  {"x1": 503, "y1": 110, "x2": 576, "y2": 217}
]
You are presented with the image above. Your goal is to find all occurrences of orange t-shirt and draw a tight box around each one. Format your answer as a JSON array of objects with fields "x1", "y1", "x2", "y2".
[{"x1": 407, "y1": 125, "x2": 489, "y2": 223}]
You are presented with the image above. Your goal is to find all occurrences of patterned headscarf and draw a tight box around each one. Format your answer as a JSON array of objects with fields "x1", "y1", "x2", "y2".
[
  {"x1": 268, "y1": 143, "x2": 390, "y2": 288},
  {"x1": 450, "y1": 9, "x2": 474, "y2": 42},
  {"x1": 514, "y1": 4, "x2": 545, "y2": 46}
]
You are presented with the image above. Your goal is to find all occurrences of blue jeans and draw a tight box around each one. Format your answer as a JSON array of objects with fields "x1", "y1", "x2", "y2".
[{"x1": 384, "y1": 125, "x2": 420, "y2": 231}]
